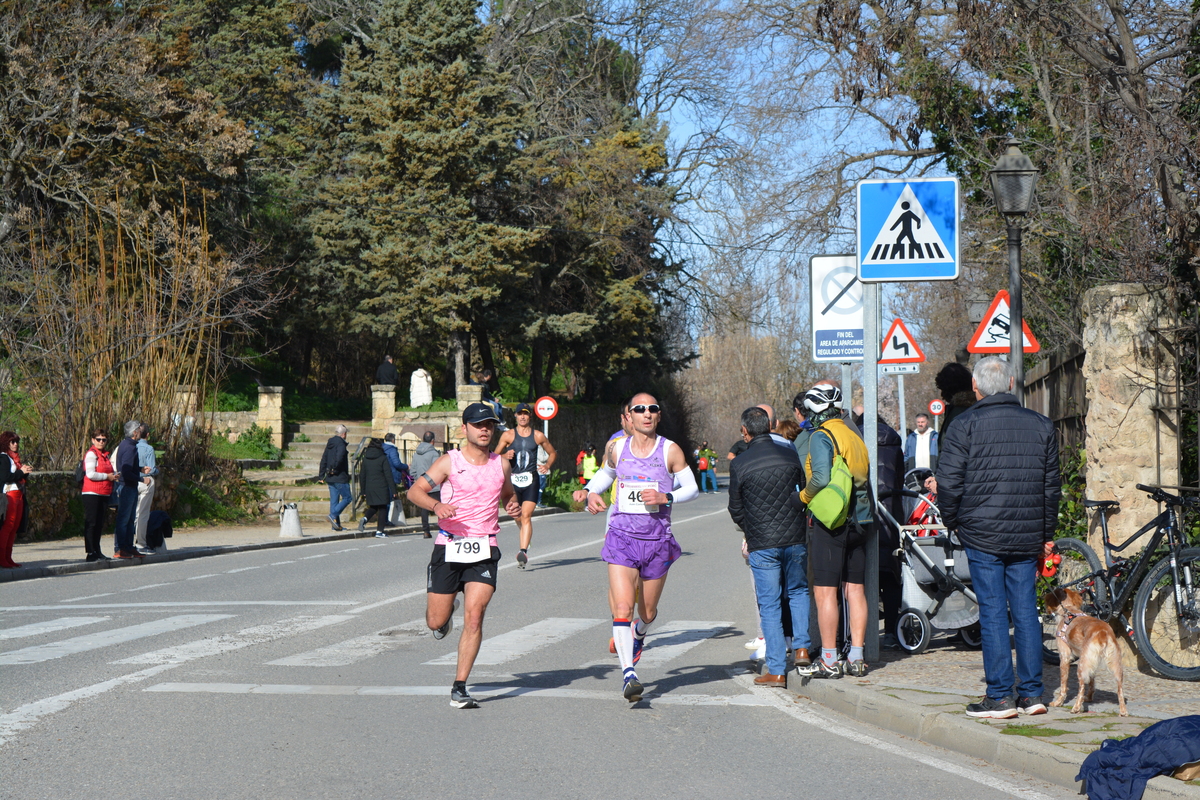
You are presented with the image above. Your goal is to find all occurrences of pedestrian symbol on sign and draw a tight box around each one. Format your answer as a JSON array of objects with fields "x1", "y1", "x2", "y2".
[{"x1": 862, "y1": 185, "x2": 954, "y2": 266}]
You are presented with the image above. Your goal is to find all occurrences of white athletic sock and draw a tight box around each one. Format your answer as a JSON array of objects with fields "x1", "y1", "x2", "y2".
[
  {"x1": 633, "y1": 617, "x2": 654, "y2": 640},
  {"x1": 613, "y1": 619, "x2": 636, "y2": 679}
]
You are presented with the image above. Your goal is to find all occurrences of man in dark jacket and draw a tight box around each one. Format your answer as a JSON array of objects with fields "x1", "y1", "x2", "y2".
[
  {"x1": 357, "y1": 438, "x2": 397, "y2": 537},
  {"x1": 112, "y1": 420, "x2": 147, "y2": 559},
  {"x1": 375, "y1": 356, "x2": 400, "y2": 387},
  {"x1": 936, "y1": 356, "x2": 1060, "y2": 720},
  {"x1": 318, "y1": 425, "x2": 351, "y2": 531},
  {"x1": 727, "y1": 406, "x2": 811, "y2": 686}
]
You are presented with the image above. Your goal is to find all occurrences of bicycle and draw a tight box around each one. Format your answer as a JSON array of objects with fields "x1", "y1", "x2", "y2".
[{"x1": 1039, "y1": 484, "x2": 1200, "y2": 681}]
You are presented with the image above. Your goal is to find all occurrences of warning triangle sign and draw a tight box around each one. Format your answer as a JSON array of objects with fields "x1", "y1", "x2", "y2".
[
  {"x1": 879, "y1": 318, "x2": 925, "y2": 364},
  {"x1": 966, "y1": 290, "x2": 1040, "y2": 353},
  {"x1": 861, "y1": 184, "x2": 954, "y2": 265}
]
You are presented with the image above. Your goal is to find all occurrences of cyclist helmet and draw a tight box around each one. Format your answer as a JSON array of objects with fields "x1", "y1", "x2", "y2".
[{"x1": 803, "y1": 384, "x2": 843, "y2": 423}]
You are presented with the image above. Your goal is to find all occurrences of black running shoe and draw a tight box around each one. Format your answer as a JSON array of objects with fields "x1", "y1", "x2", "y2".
[
  {"x1": 966, "y1": 696, "x2": 1018, "y2": 719},
  {"x1": 516, "y1": 551, "x2": 528, "y2": 569},
  {"x1": 1018, "y1": 696, "x2": 1047, "y2": 716},
  {"x1": 844, "y1": 659, "x2": 868, "y2": 677},
  {"x1": 797, "y1": 659, "x2": 842, "y2": 679},
  {"x1": 622, "y1": 677, "x2": 643, "y2": 703},
  {"x1": 450, "y1": 686, "x2": 479, "y2": 709}
]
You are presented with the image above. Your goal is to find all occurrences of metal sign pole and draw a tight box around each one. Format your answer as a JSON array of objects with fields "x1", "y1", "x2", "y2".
[
  {"x1": 841, "y1": 363, "x2": 853, "y2": 419},
  {"x1": 863, "y1": 283, "x2": 880, "y2": 663},
  {"x1": 897, "y1": 374, "x2": 906, "y2": 435}
]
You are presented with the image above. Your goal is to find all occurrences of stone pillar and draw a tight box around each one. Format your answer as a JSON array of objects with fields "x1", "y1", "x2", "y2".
[
  {"x1": 1082, "y1": 284, "x2": 1178, "y2": 550},
  {"x1": 456, "y1": 384, "x2": 483, "y2": 411},
  {"x1": 371, "y1": 384, "x2": 396, "y2": 437},
  {"x1": 173, "y1": 385, "x2": 198, "y2": 418},
  {"x1": 257, "y1": 386, "x2": 285, "y2": 449}
]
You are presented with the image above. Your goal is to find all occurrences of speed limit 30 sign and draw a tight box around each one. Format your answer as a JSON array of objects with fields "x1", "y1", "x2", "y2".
[{"x1": 928, "y1": 399, "x2": 945, "y2": 416}]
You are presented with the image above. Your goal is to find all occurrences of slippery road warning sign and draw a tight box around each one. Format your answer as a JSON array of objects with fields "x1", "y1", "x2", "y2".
[
  {"x1": 966, "y1": 290, "x2": 1040, "y2": 354},
  {"x1": 878, "y1": 318, "x2": 926, "y2": 364},
  {"x1": 857, "y1": 178, "x2": 960, "y2": 282}
]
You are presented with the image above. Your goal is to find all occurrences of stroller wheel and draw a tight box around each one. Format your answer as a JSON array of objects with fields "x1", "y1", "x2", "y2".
[
  {"x1": 896, "y1": 609, "x2": 932, "y2": 655},
  {"x1": 957, "y1": 624, "x2": 983, "y2": 649}
]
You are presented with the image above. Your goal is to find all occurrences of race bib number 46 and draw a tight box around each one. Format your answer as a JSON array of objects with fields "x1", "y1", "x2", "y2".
[
  {"x1": 445, "y1": 537, "x2": 490, "y2": 563},
  {"x1": 618, "y1": 480, "x2": 658, "y2": 514}
]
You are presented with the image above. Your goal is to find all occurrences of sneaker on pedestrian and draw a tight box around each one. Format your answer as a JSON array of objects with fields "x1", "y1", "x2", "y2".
[
  {"x1": 328, "y1": 514, "x2": 343, "y2": 531},
  {"x1": 966, "y1": 696, "x2": 1018, "y2": 719},
  {"x1": 798, "y1": 659, "x2": 842, "y2": 679},
  {"x1": 844, "y1": 659, "x2": 868, "y2": 677},
  {"x1": 516, "y1": 550, "x2": 528, "y2": 569},
  {"x1": 374, "y1": 530, "x2": 388, "y2": 538},
  {"x1": 744, "y1": 636, "x2": 764, "y2": 651},
  {"x1": 136, "y1": 547, "x2": 156, "y2": 556},
  {"x1": 357, "y1": 517, "x2": 367, "y2": 533},
  {"x1": 751, "y1": 640, "x2": 766, "y2": 660},
  {"x1": 114, "y1": 550, "x2": 137, "y2": 559},
  {"x1": 1018, "y1": 696, "x2": 1047, "y2": 716},
  {"x1": 450, "y1": 685, "x2": 479, "y2": 709},
  {"x1": 622, "y1": 677, "x2": 643, "y2": 703},
  {"x1": 880, "y1": 632, "x2": 901, "y2": 650},
  {"x1": 433, "y1": 598, "x2": 460, "y2": 640}
]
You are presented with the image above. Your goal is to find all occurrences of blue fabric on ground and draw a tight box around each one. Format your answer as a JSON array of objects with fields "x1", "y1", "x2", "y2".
[{"x1": 1076, "y1": 715, "x2": 1200, "y2": 800}]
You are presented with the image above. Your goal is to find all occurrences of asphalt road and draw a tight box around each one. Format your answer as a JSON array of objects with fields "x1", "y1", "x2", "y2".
[{"x1": 3, "y1": 493, "x2": 1080, "y2": 799}]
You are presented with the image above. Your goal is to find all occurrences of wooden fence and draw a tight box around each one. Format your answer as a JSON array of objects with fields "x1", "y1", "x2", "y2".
[{"x1": 1024, "y1": 344, "x2": 1087, "y2": 456}]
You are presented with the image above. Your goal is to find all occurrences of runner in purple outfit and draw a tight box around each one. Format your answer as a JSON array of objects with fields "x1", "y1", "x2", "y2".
[{"x1": 573, "y1": 392, "x2": 699, "y2": 702}]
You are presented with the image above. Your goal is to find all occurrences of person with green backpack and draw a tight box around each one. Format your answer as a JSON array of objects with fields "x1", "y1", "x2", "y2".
[{"x1": 791, "y1": 383, "x2": 874, "y2": 679}]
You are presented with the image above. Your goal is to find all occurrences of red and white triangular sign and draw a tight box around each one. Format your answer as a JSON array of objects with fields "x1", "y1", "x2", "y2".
[
  {"x1": 879, "y1": 318, "x2": 926, "y2": 364},
  {"x1": 966, "y1": 290, "x2": 1040, "y2": 353}
]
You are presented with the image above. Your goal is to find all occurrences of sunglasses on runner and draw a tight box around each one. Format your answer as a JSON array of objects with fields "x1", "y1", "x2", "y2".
[{"x1": 630, "y1": 404, "x2": 661, "y2": 414}]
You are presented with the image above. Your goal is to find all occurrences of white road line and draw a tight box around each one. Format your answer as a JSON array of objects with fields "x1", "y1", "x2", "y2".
[
  {"x1": 115, "y1": 614, "x2": 355, "y2": 665},
  {"x1": 268, "y1": 620, "x2": 427, "y2": 667},
  {"x1": 0, "y1": 664, "x2": 176, "y2": 746},
  {"x1": 634, "y1": 621, "x2": 734, "y2": 668},
  {"x1": 225, "y1": 566, "x2": 263, "y2": 574},
  {"x1": 3, "y1": 601, "x2": 359, "y2": 611},
  {"x1": 0, "y1": 615, "x2": 233, "y2": 665},
  {"x1": 58, "y1": 593, "x2": 114, "y2": 603},
  {"x1": 186, "y1": 574, "x2": 217, "y2": 581},
  {"x1": 144, "y1": 682, "x2": 774, "y2": 706},
  {"x1": 270, "y1": 560, "x2": 296, "y2": 565},
  {"x1": 128, "y1": 583, "x2": 170, "y2": 592},
  {"x1": 0, "y1": 617, "x2": 110, "y2": 640},
  {"x1": 738, "y1": 676, "x2": 1053, "y2": 800},
  {"x1": 300, "y1": 554, "x2": 329, "y2": 560},
  {"x1": 424, "y1": 618, "x2": 605, "y2": 666}
]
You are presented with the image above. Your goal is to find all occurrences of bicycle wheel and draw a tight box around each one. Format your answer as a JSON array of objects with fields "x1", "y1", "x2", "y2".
[
  {"x1": 896, "y1": 608, "x2": 932, "y2": 655},
  {"x1": 1040, "y1": 537, "x2": 1106, "y2": 664},
  {"x1": 1132, "y1": 547, "x2": 1200, "y2": 681}
]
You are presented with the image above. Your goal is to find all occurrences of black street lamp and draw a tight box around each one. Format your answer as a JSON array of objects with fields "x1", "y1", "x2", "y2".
[{"x1": 989, "y1": 138, "x2": 1038, "y2": 403}]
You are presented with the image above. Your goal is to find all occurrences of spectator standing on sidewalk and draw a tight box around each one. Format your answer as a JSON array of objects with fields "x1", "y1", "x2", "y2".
[
  {"x1": 81, "y1": 429, "x2": 117, "y2": 562},
  {"x1": 318, "y1": 425, "x2": 351, "y2": 531},
  {"x1": 409, "y1": 431, "x2": 441, "y2": 539},
  {"x1": 904, "y1": 413, "x2": 938, "y2": 472},
  {"x1": 112, "y1": 421, "x2": 147, "y2": 559},
  {"x1": 727, "y1": 406, "x2": 812, "y2": 687},
  {"x1": 134, "y1": 424, "x2": 161, "y2": 554},
  {"x1": 356, "y1": 437, "x2": 397, "y2": 537},
  {"x1": 936, "y1": 356, "x2": 1060, "y2": 720},
  {"x1": 697, "y1": 441, "x2": 718, "y2": 493}
]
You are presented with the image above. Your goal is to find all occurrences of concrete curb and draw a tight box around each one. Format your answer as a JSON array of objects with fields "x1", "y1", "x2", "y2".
[
  {"x1": 789, "y1": 676, "x2": 1200, "y2": 800},
  {"x1": 1, "y1": 506, "x2": 567, "y2": 583}
]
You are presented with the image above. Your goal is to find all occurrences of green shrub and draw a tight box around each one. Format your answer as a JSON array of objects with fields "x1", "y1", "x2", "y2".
[
  {"x1": 1055, "y1": 446, "x2": 1087, "y2": 541},
  {"x1": 209, "y1": 425, "x2": 281, "y2": 461},
  {"x1": 397, "y1": 398, "x2": 460, "y2": 413},
  {"x1": 293, "y1": 433, "x2": 311, "y2": 442},
  {"x1": 542, "y1": 469, "x2": 583, "y2": 511}
]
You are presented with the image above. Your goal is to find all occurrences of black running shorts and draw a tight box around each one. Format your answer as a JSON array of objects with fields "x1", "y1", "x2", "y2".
[
  {"x1": 511, "y1": 475, "x2": 539, "y2": 505},
  {"x1": 427, "y1": 543, "x2": 501, "y2": 594},
  {"x1": 809, "y1": 517, "x2": 869, "y2": 586}
]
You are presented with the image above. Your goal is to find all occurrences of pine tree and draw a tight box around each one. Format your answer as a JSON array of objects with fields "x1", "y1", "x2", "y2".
[{"x1": 306, "y1": 0, "x2": 536, "y2": 387}]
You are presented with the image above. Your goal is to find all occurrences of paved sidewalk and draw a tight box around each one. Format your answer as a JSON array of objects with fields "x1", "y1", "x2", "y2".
[
  {"x1": 773, "y1": 634, "x2": 1200, "y2": 799},
  {"x1": 1, "y1": 506, "x2": 566, "y2": 582}
]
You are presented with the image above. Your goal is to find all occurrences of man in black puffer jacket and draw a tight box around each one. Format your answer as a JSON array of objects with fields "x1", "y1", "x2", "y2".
[
  {"x1": 936, "y1": 356, "x2": 1060, "y2": 721},
  {"x1": 728, "y1": 406, "x2": 811, "y2": 686}
]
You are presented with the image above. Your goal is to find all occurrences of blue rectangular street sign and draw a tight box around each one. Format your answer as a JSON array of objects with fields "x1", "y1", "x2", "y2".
[{"x1": 857, "y1": 177, "x2": 959, "y2": 282}]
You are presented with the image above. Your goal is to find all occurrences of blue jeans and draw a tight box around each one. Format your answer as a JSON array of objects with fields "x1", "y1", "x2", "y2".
[
  {"x1": 327, "y1": 482, "x2": 352, "y2": 521},
  {"x1": 538, "y1": 473, "x2": 547, "y2": 505},
  {"x1": 700, "y1": 469, "x2": 717, "y2": 492},
  {"x1": 114, "y1": 483, "x2": 138, "y2": 552},
  {"x1": 749, "y1": 543, "x2": 811, "y2": 676},
  {"x1": 964, "y1": 546, "x2": 1044, "y2": 701}
]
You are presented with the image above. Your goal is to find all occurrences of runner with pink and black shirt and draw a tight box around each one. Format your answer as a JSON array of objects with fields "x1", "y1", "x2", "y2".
[
  {"x1": 407, "y1": 402, "x2": 521, "y2": 709},
  {"x1": 576, "y1": 392, "x2": 699, "y2": 702}
]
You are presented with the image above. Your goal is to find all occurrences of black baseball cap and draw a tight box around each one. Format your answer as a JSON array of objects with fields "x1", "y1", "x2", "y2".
[
  {"x1": 462, "y1": 402, "x2": 501, "y2": 425},
  {"x1": 515, "y1": 402, "x2": 533, "y2": 414}
]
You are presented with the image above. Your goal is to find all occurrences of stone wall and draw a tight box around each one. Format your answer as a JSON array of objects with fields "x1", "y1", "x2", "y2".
[
  {"x1": 209, "y1": 411, "x2": 258, "y2": 441},
  {"x1": 1082, "y1": 283, "x2": 1178, "y2": 549}
]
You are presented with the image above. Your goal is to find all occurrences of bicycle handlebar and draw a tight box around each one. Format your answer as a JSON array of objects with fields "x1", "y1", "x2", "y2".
[{"x1": 1136, "y1": 484, "x2": 1198, "y2": 508}]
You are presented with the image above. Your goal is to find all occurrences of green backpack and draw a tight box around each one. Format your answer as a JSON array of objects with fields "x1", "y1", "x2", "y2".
[{"x1": 807, "y1": 427, "x2": 853, "y2": 530}]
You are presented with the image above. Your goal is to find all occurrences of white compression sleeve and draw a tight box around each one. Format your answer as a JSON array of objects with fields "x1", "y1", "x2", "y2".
[
  {"x1": 584, "y1": 464, "x2": 616, "y2": 496},
  {"x1": 670, "y1": 467, "x2": 700, "y2": 503}
]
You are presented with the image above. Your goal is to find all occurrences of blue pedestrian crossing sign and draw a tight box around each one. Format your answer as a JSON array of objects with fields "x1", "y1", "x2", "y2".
[{"x1": 857, "y1": 177, "x2": 959, "y2": 282}]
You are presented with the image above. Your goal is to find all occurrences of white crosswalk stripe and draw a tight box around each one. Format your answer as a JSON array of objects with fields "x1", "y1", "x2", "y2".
[
  {"x1": 0, "y1": 617, "x2": 110, "y2": 640},
  {"x1": 268, "y1": 619, "x2": 428, "y2": 667},
  {"x1": 116, "y1": 614, "x2": 355, "y2": 665},
  {"x1": 632, "y1": 621, "x2": 734, "y2": 668},
  {"x1": 0, "y1": 615, "x2": 233, "y2": 665},
  {"x1": 424, "y1": 618, "x2": 605, "y2": 666}
]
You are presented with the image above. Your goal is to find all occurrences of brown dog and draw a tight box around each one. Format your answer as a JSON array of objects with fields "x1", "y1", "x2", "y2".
[{"x1": 1043, "y1": 587, "x2": 1127, "y2": 716}]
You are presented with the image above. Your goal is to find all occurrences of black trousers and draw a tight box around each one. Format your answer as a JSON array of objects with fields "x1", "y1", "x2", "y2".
[
  {"x1": 82, "y1": 494, "x2": 109, "y2": 556},
  {"x1": 362, "y1": 504, "x2": 388, "y2": 531}
]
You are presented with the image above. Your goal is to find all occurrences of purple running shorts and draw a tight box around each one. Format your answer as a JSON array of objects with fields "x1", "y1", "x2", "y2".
[{"x1": 601, "y1": 528, "x2": 682, "y2": 580}]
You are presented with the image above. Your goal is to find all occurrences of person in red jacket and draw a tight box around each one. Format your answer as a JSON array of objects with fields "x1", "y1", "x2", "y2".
[{"x1": 81, "y1": 429, "x2": 118, "y2": 562}]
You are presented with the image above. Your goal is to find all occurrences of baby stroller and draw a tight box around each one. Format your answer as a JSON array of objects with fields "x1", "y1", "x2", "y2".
[{"x1": 876, "y1": 469, "x2": 981, "y2": 654}]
